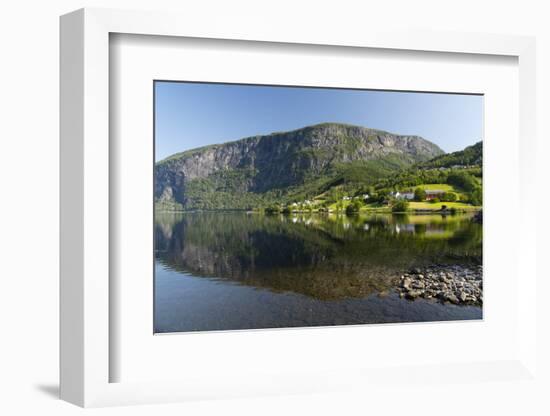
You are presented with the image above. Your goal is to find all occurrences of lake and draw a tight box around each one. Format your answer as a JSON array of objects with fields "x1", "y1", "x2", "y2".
[{"x1": 154, "y1": 211, "x2": 482, "y2": 333}]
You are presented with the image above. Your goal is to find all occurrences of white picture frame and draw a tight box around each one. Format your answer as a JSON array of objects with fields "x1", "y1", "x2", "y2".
[{"x1": 60, "y1": 7, "x2": 538, "y2": 407}]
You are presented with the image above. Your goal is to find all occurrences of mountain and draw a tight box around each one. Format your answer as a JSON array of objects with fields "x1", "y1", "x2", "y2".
[
  {"x1": 417, "y1": 141, "x2": 482, "y2": 169},
  {"x1": 155, "y1": 123, "x2": 445, "y2": 210}
]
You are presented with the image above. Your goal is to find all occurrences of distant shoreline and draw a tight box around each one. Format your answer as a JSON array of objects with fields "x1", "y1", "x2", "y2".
[{"x1": 155, "y1": 207, "x2": 481, "y2": 215}]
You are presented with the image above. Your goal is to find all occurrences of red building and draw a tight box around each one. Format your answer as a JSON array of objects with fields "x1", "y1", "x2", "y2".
[{"x1": 425, "y1": 190, "x2": 446, "y2": 200}]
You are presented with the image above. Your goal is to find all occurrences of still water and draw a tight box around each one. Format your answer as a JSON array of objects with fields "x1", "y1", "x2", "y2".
[{"x1": 154, "y1": 211, "x2": 482, "y2": 333}]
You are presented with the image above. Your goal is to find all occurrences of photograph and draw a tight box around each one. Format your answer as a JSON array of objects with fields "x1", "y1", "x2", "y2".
[{"x1": 154, "y1": 81, "x2": 483, "y2": 333}]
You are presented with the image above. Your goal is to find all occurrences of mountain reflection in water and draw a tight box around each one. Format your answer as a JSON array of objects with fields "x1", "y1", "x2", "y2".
[{"x1": 154, "y1": 211, "x2": 482, "y2": 332}]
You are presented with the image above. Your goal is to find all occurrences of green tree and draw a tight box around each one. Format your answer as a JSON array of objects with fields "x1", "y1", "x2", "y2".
[
  {"x1": 345, "y1": 200, "x2": 363, "y2": 215},
  {"x1": 470, "y1": 188, "x2": 483, "y2": 206},
  {"x1": 414, "y1": 188, "x2": 426, "y2": 201},
  {"x1": 441, "y1": 192, "x2": 457, "y2": 202},
  {"x1": 392, "y1": 200, "x2": 409, "y2": 213},
  {"x1": 376, "y1": 189, "x2": 390, "y2": 204},
  {"x1": 447, "y1": 172, "x2": 478, "y2": 192},
  {"x1": 265, "y1": 204, "x2": 281, "y2": 214},
  {"x1": 327, "y1": 188, "x2": 341, "y2": 204}
]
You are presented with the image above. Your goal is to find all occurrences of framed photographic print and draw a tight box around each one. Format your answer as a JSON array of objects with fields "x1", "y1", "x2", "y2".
[{"x1": 60, "y1": 8, "x2": 538, "y2": 408}]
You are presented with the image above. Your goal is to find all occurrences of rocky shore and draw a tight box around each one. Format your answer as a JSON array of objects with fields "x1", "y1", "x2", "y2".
[{"x1": 397, "y1": 264, "x2": 482, "y2": 306}]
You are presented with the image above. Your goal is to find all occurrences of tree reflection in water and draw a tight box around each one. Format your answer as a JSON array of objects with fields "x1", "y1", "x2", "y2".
[{"x1": 155, "y1": 212, "x2": 482, "y2": 301}]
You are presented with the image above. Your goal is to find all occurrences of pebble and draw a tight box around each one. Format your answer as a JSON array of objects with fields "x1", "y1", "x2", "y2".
[{"x1": 397, "y1": 264, "x2": 482, "y2": 306}]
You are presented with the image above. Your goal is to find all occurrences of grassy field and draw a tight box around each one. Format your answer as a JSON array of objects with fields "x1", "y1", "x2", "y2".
[
  {"x1": 362, "y1": 203, "x2": 392, "y2": 212},
  {"x1": 413, "y1": 183, "x2": 471, "y2": 201},
  {"x1": 408, "y1": 201, "x2": 480, "y2": 211},
  {"x1": 414, "y1": 183, "x2": 455, "y2": 191},
  {"x1": 324, "y1": 199, "x2": 390, "y2": 212},
  {"x1": 322, "y1": 198, "x2": 479, "y2": 213}
]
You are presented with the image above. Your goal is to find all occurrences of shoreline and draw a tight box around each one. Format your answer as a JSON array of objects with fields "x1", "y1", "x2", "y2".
[
  {"x1": 396, "y1": 264, "x2": 483, "y2": 306},
  {"x1": 156, "y1": 207, "x2": 482, "y2": 215}
]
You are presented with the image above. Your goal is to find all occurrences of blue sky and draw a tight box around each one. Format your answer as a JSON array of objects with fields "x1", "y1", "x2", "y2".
[{"x1": 155, "y1": 81, "x2": 483, "y2": 161}]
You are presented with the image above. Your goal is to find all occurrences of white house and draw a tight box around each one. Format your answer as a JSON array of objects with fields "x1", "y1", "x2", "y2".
[{"x1": 393, "y1": 191, "x2": 414, "y2": 200}]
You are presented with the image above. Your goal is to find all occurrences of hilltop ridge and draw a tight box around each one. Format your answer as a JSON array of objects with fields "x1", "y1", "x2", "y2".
[{"x1": 155, "y1": 122, "x2": 445, "y2": 210}]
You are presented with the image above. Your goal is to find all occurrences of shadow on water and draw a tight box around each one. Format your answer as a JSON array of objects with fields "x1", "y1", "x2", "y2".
[
  {"x1": 156, "y1": 211, "x2": 481, "y2": 300},
  {"x1": 154, "y1": 211, "x2": 482, "y2": 332}
]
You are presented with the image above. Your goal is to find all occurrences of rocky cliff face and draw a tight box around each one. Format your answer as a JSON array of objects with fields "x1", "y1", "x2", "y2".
[{"x1": 155, "y1": 123, "x2": 444, "y2": 209}]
